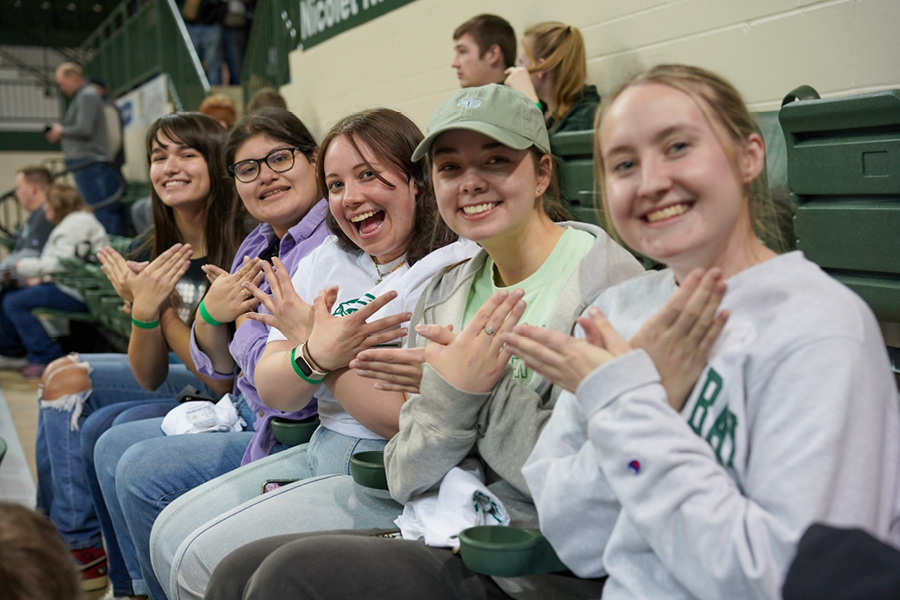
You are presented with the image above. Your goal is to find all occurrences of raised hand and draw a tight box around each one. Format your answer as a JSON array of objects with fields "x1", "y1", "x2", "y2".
[
  {"x1": 129, "y1": 243, "x2": 193, "y2": 322},
  {"x1": 417, "y1": 289, "x2": 526, "y2": 394},
  {"x1": 351, "y1": 346, "x2": 427, "y2": 394},
  {"x1": 627, "y1": 268, "x2": 729, "y2": 411},
  {"x1": 98, "y1": 246, "x2": 137, "y2": 303},
  {"x1": 503, "y1": 67, "x2": 540, "y2": 104},
  {"x1": 198, "y1": 256, "x2": 264, "y2": 325},
  {"x1": 244, "y1": 257, "x2": 315, "y2": 345},
  {"x1": 501, "y1": 314, "x2": 626, "y2": 394},
  {"x1": 305, "y1": 287, "x2": 411, "y2": 373}
]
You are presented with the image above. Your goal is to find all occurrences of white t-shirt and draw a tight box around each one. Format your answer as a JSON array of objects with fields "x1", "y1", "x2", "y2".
[
  {"x1": 523, "y1": 251, "x2": 900, "y2": 599},
  {"x1": 268, "y1": 236, "x2": 479, "y2": 439}
]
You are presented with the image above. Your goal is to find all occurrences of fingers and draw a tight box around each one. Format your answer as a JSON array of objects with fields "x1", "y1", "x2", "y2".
[
  {"x1": 672, "y1": 269, "x2": 722, "y2": 336},
  {"x1": 415, "y1": 324, "x2": 456, "y2": 346},
  {"x1": 363, "y1": 328, "x2": 409, "y2": 348},
  {"x1": 685, "y1": 277, "x2": 726, "y2": 345},
  {"x1": 656, "y1": 268, "x2": 704, "y2": 327},
  {"x1": 350, "y1": 290, "x2": 398, "y2": 322},
  {"x1": 313, "y1": 286, "x2": 340, "y2": 317},
  {"x1": 126, "y1": 260, "x2": 148, "y2": 273},
  {"x1": 462, "y1": 289, "x2": 524, "y2": 343},
  {"x1": 257, "y1": 260, "x2": 282, "y2": 303},
  {"x1": 583, "y1": 307, "x2": 631, "y2": 355},
  {"x1": 243, "y1": 281, "x2": 276, "y2": 314},
  {"x1": 697, "y1": 309, "x2": 729, "y2": 355},
  {"x1": 364, "y1": 311, "x2": 412, "y2": 337},
  {"x1": 354, "y1": 347, "x2": 425, "y2": 368}
]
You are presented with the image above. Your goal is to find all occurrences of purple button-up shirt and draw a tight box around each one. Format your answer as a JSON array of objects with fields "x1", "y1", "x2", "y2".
[{"x1": 189, "y1": 200, "x2": 330, "y2": 464}]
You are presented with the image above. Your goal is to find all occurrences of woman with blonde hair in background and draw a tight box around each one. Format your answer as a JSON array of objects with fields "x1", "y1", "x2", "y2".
[{"x1": 504, "y1": 21, "x2": 600, "y2": 133}]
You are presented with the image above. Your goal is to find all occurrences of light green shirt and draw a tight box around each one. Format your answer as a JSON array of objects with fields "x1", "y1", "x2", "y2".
[{"x1": 462, "y1": 227, "x2": 596, "y2": 384}]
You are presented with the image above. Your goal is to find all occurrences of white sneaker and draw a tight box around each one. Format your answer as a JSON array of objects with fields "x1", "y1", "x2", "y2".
[{"x1": 0, "y1": 355, "x2": 27, "y2": 370}]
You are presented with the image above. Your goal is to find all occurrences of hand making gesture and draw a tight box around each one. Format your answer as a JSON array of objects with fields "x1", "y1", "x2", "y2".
[
  {"x1": 199, "y1": 256, "x2": 265, "y2": 325},
  {"x1": 128, "y1": 243, "x2": 193, "y2": 323}
]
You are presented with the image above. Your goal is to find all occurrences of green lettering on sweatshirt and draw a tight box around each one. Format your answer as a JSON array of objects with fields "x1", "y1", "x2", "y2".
[
  {"x1": 688, "y1": 368, "x2": 722, "y2": 433},
  {"x1": 332, "y1": 293, "x2": 376, "y2": 317},
  {"x1": 706, "y1": 406, "x2": 737, "y2": 467}
]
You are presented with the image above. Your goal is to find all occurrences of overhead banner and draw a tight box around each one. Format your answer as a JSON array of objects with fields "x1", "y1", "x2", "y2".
[{"x1": 299, "y1": 0, "x2": 418, "y2": 50}]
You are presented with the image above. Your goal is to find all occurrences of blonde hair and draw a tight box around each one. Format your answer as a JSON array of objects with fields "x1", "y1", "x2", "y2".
[
  {"x1": 56, "y1": 62, "x2": 83, "y2": 78},
  {"x1": 593, "y1": 64, "x2": 781, "y2": 250},
  {"x1": 523, "y1": 22, "x2": 587, "y2": 123},
  {"x1": 46, "y1": 184, "x2": 89, "y2": 225}
]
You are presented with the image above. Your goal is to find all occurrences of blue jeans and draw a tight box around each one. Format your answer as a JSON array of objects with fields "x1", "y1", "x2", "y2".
[
  {"x1": 0, "y1": 284, "x2": 86, "y2": 364},
  {"x1": 67, "y1": 159, "x2": 124, "y2": 236},
  {"x1": 151, "y1": 427, "x2": 393, "y2": 600},
  {"x1": 95, "y1": 395, "x2": 261, "y2": 599},
  {"x1": 36, "y1": 352, "x2": 211, "y2": 551},
  {"x1": 185, "y1": 23, "x2": 223, "y2": 85},
  {"x1": 83, "y1": 400, "x2": 179, "y2": 596}
]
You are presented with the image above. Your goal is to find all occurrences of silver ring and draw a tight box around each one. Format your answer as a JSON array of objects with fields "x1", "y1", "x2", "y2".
[{"x1": 484, "y1": 326, "x2": 496, "y2": 336}]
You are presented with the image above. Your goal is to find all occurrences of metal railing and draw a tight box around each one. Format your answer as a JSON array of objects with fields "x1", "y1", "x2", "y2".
[
  {"x1": 79, "y1": 0, "x2": 209, "y2": 112},
  {"x1": 241, "y1": 0, "x2": 298, "y2": 105}
]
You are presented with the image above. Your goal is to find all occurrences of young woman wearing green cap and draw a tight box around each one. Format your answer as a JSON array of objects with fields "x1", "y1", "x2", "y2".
[{"x1": 202, "y1": 83, "x2": 644, "y2": 600}]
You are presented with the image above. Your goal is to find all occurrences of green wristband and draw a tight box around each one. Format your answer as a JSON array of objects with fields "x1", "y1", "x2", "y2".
[
  {"x1": 290, "y1": 346, "x2": 325, "y2": 385},
  {"x1": 198, "y1": 299, "x2": 223, "y2": 327},
  {"x1": 131, "y1": 316, "x2": 160, "y2": 329}
]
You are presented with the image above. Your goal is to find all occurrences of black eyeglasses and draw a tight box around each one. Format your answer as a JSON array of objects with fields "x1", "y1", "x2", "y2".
[{"x1": 228, "y1": 147, "x2": 300, "y2": 183}]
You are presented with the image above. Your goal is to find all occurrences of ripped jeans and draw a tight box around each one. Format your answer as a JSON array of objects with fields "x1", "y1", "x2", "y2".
[{"x1": 37, "y1": 353, "x2": 212, "y2": 550}]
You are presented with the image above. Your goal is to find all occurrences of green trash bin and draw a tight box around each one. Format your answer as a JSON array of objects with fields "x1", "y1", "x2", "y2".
[{"x1": 779, "y1": 88, "x2": 900, "y2": 322}]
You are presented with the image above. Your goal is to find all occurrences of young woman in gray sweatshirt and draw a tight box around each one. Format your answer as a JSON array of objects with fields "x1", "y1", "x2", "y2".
[{"x1": 507, "y1": 64, "x2": 900, "y2": 600}]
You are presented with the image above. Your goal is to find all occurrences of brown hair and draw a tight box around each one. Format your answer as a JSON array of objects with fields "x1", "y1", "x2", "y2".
[
  {"x1": 199, "y1": 94, "x2": 238, "y2": 130},
  {"x1": 45, "y1": 184, "x2": 89, "y2": 225},
  {"x1": 247, "y1": 88, "x2": 287, "y2": 113},
  {"x1": 143, "y1": 112, "x2": 242, "y2": 271},
  {"x1": 523, "y1": 22, "x2": 587, "y2": 123},
  {"x1": 16, "y1": 166, "x2": 52, "y2": 188},
  {"x1": 594, "y1": 64, "x2": 774, "y2": 246},
  {"x1": 315, "y1": 109, "x2": 457, "y2": 266},
  {"x1": 0, "y1": 502, "x2": 81, "y2": 600},
  {"x1": 453, "y1": 14, "x2": 516, "y2": 69}
]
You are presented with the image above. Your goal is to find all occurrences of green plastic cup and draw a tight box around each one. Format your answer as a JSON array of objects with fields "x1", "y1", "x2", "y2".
[
  {"x1": 459, "y1": 526, "x2": 568, "y2": 577},
  {"x1": 349, "y1": 451, "x2": 388, "y2": 489},
  {"x1": 271, "y1": 415, "x2": 320, "y2": 446}
]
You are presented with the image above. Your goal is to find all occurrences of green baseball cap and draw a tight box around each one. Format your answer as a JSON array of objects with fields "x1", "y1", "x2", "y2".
[{"x1": 412, "y1": 84, "x2": 551, "y2": 162}]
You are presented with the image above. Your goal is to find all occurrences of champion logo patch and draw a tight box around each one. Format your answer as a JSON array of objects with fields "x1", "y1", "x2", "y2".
[
  {"x1": 627, "y1": 460, "x2": 641, "y2": 475},
  {"x1": 457, "y1": 98, "x2": 481, "y2": 109}
]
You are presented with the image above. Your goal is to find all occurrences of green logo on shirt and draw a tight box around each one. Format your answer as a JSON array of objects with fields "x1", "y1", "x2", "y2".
[
  {"x1": 332, "y1": 293, "x2": 375, "y2": 317},
  {"x1": 688, "y1": 367, "x2": 737, "y2": 467}
]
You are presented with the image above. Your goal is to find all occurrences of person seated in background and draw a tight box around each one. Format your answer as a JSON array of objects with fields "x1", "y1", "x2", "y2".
[
  {"x1": 246, "y1": 87, "x2": 287, "y2": 113},
  {"x1": 0, "y1": 184, "x2": 109, "y2": 378},
  {"x1": 199, "y1": 93, "x2": 238, "y2": 130},
  {"x1": 451, "y1": 14, "x2": 516, "y2": 88},
  {"x1": 0, "y1": 167, "x2": 56, "y2": 304},
  {"x1": 0, "y1": 502, "x2": 81, "y2": 600},
  {"x1": 504, "y1": 22, "x2": 600, "y2": 134}
]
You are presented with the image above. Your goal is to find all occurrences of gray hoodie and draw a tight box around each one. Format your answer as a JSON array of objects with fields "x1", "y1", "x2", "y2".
[{"x1": 384, "y1": 221, "x2": 645, "y2": 527}]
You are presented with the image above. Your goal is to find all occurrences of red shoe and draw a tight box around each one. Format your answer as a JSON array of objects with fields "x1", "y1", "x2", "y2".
[
  {"x1": 17, "y1": 362, "x2": 46, "y2": 378},
  {"x1": 72, "y1": 547, "x2": 108, "y2": 592}
]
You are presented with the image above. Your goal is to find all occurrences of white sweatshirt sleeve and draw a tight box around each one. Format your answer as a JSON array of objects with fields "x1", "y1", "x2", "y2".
[
  {"x1": 575, "y1": 340, "x2": 894, "y2": 600},
  {"x1": 520, "y1": 390, "x2": 620, "y2": 578}
]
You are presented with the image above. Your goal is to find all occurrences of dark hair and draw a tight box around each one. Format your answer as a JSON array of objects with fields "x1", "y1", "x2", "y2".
[
  {"x1": 247, "y1": 87, "x2": 287, "y2": 113},
  {"x1": 143, "y1": 112, "x2": 241, "y2": 271},
  {"x1": 315, "y1": 108, "x2": 457, "y2": 266},
  {"x1": 454, "y1": 14, "x2": 516, "y2": 69},
  {"x1": 224, "y1": 107, "x2": 317, "y2": 168},
  {"x1": 46, "y1": 184, "x2": 89, "y2": 225},
  {"x1": 0, "y1": 502, "x2": 81, "y2": 600},
  {"x1": 16, "y1": 165, "x2": 52, "y2": 188}
]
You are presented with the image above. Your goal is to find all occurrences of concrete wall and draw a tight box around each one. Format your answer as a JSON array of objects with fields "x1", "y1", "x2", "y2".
[{"x1": 281, "y1": 0, "x2": 900, "y2": 138}]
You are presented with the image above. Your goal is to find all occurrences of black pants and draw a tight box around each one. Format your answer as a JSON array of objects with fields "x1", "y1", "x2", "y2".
[{"x1": 205, "y1": 528, "x2": 510, "y2": 600}]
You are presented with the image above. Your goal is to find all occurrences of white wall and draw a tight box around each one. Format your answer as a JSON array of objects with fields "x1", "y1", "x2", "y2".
[{"x1": 281, "y1": 0, "x2": 900, "y2": 137}]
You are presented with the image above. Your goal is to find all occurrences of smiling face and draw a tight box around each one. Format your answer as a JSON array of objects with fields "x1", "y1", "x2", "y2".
[
  {"x1": 149, "y1": 130, "x2": 211, "y2": 212},
  {"x1": 431, "y1": 129, "x2": 551, "y2": 250},
  {"x1": 323, "y1": 135, "x2": 417, "y2": 264},
  {"x1": 232, "y1": 135, "x2": 319, "y2": 238},
  {"x1": 599, "y1": 82, "x2": 764, "y2": 277}
]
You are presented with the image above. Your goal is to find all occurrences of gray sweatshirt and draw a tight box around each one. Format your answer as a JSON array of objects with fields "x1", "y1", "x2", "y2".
[
  {"x1": 384, "y1": 221, "x2": 645, "y2": 527},
  {"x1": 523, "y1": 252, "x2": 900, "y2": 599},
  {"x1": 61, "y1": 84, "x2": 109, "y2": 163}
]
